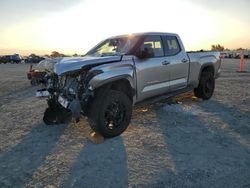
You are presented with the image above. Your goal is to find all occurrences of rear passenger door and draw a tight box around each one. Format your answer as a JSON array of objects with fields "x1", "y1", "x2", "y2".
[{"x1": 162, "y1": 35, "x2": 189, "y2": 91}]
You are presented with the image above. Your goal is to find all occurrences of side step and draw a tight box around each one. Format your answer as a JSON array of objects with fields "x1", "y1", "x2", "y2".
[{"x1": 136, "y1": 86, "x2": 194, "y2": 106}]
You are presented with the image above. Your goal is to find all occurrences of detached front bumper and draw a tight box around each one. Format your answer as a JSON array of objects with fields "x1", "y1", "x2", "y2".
[
  {"x1": 56, "y1": 95, "x2": 81, "y2": 119},
  {"x1": 36, "y1": 89, "x2": 82, "y2": 124}
]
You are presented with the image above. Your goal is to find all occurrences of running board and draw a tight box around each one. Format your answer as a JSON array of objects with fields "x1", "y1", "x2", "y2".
[{"x1": 136, "y1": 86, "x2": 194, "y2": 106}]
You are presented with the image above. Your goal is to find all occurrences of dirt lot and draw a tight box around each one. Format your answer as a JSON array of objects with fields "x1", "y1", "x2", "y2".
[{"x1": 0, "y1": 59, "x2": 250, "y2": 188}]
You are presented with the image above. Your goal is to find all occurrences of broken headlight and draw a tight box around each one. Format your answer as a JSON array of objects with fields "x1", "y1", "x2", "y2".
[{"x1": 36, "y1": 59, "x2": 56, "y2": 73}]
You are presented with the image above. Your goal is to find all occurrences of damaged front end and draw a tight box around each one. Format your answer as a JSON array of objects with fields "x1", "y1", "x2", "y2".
[
  {"x1": 36, "y1": 55, "x2": 122, "y2": 125},
  {"x1": 38, "y1": 69, "x2": 102, "y2": 125}
]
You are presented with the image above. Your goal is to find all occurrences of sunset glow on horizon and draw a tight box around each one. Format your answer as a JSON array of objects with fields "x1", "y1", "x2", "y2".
[{"x1": 0, "y1": 0, "x2": 249, "y2": 56}]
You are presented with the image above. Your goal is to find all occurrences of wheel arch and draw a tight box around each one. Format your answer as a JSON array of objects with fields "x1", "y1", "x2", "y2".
[
  {"x1": 92, "y1": 77, "x2": 136, "y2": 103},
  {"x1": 199, "y1": 63, "x2": 215, "y2": 80}
]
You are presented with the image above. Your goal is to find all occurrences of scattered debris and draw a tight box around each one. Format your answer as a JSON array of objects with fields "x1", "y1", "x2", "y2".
[{"x1": 88, "y1": 131, "x2": 105, "y2": 144}]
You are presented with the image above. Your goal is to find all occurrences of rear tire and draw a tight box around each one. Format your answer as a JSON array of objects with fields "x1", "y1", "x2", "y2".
[
  {"x1": 194, "y1": 71, "x2": 215, "y2": 100},
  {"x1": 88, "y1": 89, "x2": 132, "y2": 138}
]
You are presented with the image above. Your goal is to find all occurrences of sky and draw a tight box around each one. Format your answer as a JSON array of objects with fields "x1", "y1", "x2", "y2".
[{"x1": 0, "y1": 0, "x2": 249, "y2": 55}]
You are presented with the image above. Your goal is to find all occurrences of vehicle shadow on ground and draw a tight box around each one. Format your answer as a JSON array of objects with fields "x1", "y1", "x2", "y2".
[
  {"x1": 0, "y1": 98, "x2": 249, "y2": 187},
  {"x1": 197, "y1": 100, "x2": 250, "y2": 138},
  {"x1": 0, "y1": 120, "x2": 129, "y2": 187},
  {"x1": 62, "y1": 136, "x2": 129, "y2": 188},
  {"x1": 148, "y1": 98, "x2": 250, "y2": 187},
  {"x1": 0, "y1": 123, "x2": 67, "y2": 187}
]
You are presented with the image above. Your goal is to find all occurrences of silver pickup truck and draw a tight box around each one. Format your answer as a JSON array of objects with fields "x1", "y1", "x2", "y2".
[{"x1": 38, "y1": 32, "x2": 221, "y2": 137}]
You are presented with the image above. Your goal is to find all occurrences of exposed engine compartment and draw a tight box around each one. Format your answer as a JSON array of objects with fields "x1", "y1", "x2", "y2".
[{"x1": 41, "y1": 70, "x2": 96, "y2": 125}]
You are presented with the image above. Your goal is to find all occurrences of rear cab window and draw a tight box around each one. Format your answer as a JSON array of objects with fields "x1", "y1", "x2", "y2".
[{"x1": 163, "y1": 36, "x2": 181, "y2": 56}]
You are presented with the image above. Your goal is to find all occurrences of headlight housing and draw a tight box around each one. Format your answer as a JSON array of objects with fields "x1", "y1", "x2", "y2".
[{"x1": 36, "y1": 59, "x2": 56, "y2": 73}]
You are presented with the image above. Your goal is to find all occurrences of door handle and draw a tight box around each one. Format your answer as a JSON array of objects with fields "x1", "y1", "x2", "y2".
[
  {"x1": 162, "y1": 61, "x2": 170, "y2": 65},
  {"x1": 182, "y1": 58, "x2": 189, "y2": 63}
]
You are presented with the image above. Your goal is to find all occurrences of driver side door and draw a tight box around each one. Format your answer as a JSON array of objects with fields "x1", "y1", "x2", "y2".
[{"x1": 134, "y1": 35, "x2": 171, "y2": 101}]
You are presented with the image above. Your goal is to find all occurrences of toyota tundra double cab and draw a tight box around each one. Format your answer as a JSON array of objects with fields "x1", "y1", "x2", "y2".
[{"x1": 37, "y1": 32, "x2": 221, "y2": 137}]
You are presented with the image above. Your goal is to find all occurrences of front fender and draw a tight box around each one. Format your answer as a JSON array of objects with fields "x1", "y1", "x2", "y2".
[{"x1": 88, "y1": 65, "x2": 136, "y2": 91}]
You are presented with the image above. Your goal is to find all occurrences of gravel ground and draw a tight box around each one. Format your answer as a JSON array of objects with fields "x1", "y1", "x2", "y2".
[{"x1": 0, "y1": 59, "x2": 250, "y2": 188}]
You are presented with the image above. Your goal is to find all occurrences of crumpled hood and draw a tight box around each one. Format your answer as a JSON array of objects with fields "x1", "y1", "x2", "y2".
[{"x1": 54, "y1": 55, "x2": 121, "y2": 75}]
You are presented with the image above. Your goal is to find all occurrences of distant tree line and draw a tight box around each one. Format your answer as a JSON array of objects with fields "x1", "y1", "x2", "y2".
[
  {"x1": 211, "y1": 44, "x2": 249, "y2": 52},
  {"x1": 27, "y1": 51, "x2": 80, "y2": 58},
  {"x1": 211, "y1": 44, "x2": 224, "y2": 51}
]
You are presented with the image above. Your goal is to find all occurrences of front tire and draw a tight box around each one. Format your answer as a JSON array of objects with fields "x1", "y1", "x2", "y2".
[
  {"x1": 88, "y1": 89, "x2": 132, "y2": 138},
  {"x1": 194, "y1": 71, "x2": 215, "y2": 100}
]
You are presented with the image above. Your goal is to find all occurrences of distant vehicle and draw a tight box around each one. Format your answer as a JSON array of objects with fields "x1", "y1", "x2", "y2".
[
  {"x1": 243, "y1": 54, "x2": 249, "y2": 59},
  {"x1": 228, "y1": 53, "x2": 233, "y2": 58},
  {"x1": 0, "y1": 54, "x2": 22, "y2": 64},
  {"x1": 235, "y1": 53, "x2": 241, "y2": 59},
  {"x1": 26, "y1": 55, "x2": 45, "y2": 63},
  {"x1": 220, "y1": 51, "x2": 249, "y2": 59},
  {"x1": 220, "y1": 52, "x2": 228, "y2": 58},
  {"x1": 234, "y1": 52, "x2": 249, "y2": 59}
]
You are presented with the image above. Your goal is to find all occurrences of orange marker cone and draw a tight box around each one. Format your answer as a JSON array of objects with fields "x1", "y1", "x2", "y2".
[
  {"x1": 237, "y1": 52, "x2": 247, "y2": 73},
  {"x1": 240, "y1": 54, "x2": 244, "y2": 72}
]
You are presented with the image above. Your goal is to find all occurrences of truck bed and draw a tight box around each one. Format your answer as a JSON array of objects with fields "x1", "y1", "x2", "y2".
[{"x1": 187, "y1": 51, "x2": 221, "y2": 87}]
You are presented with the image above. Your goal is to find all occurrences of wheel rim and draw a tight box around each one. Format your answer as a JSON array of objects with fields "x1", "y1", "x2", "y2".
[{"x1": 104, "y1": 101, "x2": 126, "y2": 130}]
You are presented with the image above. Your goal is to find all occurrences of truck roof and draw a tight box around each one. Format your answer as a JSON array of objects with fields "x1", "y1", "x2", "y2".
[{"x1": 109, "y1": 32, "x2": 178, "y2": 39}]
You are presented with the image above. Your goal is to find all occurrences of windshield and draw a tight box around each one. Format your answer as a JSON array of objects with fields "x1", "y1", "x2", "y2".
[{"x1": 86, "y1": 36, "x2": 140, "y2": 57}]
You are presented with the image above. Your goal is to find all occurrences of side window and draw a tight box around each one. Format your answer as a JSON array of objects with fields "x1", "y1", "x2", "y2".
[
  {"x1": 164, "y1": 36, "x2": 181, "y2": 56},
  {"x1": 140, "y1": 36, "x2": 164, "y2": 58}
]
